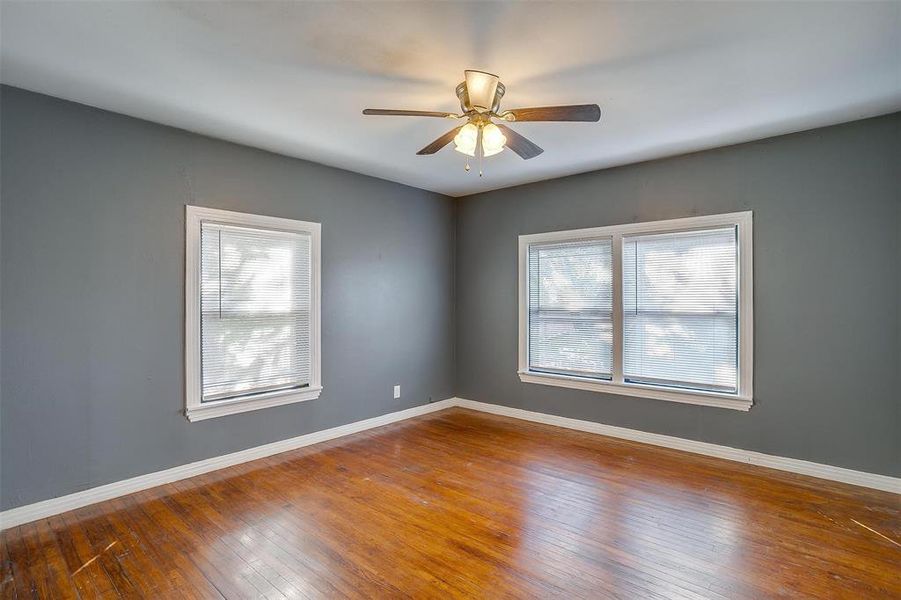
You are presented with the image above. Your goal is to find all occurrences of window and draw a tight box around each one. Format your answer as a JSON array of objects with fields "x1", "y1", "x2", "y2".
[
  {"x1": 519, "y1": 212, "x2": 752, "y2": 410},
  {"x1": 185, "y1": 206, "x2": 321, "y2": 421},
  {"x1": 528, "y1": 239, "x2": 613, "y2": 379}
]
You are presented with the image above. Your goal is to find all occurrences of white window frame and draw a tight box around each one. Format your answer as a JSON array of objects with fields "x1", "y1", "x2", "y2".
[
  {"x1": 518, "y1": 211, "x2": 753, "y2": 411},
  {"x1": 185, "y1": 205, "x2": 322, "y2": 421}
]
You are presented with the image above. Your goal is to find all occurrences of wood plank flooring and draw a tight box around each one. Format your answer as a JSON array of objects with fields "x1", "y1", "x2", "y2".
[{"x1": 2, "y1": 407, "x2": 899, "y2": 599}]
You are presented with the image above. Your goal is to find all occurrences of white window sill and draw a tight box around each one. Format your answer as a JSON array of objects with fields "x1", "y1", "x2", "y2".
[
  {"x1": 518, "y1": 371, "x2": 752, "y2": 411},
  {"x1": 186, "y1": 386, "x2": 323, "y2": 422}
]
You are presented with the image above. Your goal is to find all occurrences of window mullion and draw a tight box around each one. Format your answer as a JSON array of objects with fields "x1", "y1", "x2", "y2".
[{"x1": 612, "y1": 232, "x2": 624, "y2": 384}]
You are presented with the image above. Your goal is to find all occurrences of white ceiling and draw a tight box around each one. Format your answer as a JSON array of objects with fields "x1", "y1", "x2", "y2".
[{"x1": 2, "y1": 2, "x2": 899, "y2": 197}]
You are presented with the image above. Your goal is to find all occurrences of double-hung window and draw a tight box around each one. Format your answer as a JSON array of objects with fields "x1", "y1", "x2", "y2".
[
  {"x1": 185, "y1": 206, "x2": 321, "y2": 421},
  {"x1": 519, "y1": 212, "x2": 752, "y2": 410}
]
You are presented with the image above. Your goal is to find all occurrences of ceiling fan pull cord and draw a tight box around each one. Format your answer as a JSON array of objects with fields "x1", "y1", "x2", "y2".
[{"x1": 478, "y1": 126, "x2": 484, "y2": 177}]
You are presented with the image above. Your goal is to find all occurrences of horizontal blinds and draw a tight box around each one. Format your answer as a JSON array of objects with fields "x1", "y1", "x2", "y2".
[
  {"x1": 622, "y1": 227, "x2": 738, "y2": 393},
  {"x1": 201, "y1": 223, "x2": 311, "y2": 402},
  {"x1": 528, "y1": 239, "x2": 613, "y2": 379}
]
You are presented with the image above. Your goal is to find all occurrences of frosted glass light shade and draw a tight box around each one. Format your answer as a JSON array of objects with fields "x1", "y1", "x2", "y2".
[
  {"x1": 453, "y1": 123, "x2": 478, "y2": 157},
  {"x1": 464, "y1": 70, "x2": 499, "y2": 112},
  {"x1": 482, "y1": 123, "x2": 506, "y2": 156}
]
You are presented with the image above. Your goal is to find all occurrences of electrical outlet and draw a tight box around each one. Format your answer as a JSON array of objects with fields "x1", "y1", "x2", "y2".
[{"x1": 393, "y1": 385, "x2": 401, "y2": 399}]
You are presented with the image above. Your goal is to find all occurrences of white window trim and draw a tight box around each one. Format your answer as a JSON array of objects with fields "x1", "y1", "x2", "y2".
[
  {"x1": 518, "y1": 211, "x2": 753, "y2": 411},
  {"x1": 185, "y1": 205, "x2": 322, "y2": 422}
]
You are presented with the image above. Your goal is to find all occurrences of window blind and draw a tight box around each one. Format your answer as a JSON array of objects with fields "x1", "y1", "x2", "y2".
[
  {"x1": 528, "y1": 239, "x2": 613, "y2": 379},
  {"x1": 200, "y1": 222, "x2": 312, "y2": 402},
  {"x1": 622, "y1": 227, "x2": 738, "y2": 393}
]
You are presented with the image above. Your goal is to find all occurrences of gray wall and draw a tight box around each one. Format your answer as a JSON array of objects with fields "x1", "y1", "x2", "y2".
[
  {"x1": 456, "y1": 113, "x2": 900, "y2": 477},
  {"x1": 1, "y1": 86, "x2": 455, "y2": 510}
]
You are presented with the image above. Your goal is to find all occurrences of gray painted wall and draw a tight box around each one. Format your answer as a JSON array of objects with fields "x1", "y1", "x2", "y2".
[
  {"x1": 456, "y1": 113, "x2": 900, "y2": 477},
  {"x1": 1, "y1": 86, "x2": 455, "y2": 510}
]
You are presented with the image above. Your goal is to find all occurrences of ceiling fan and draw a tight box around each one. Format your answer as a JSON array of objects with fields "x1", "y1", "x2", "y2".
[{"x1": 363, "y1": 70, "x2": 600, "y2": 174}]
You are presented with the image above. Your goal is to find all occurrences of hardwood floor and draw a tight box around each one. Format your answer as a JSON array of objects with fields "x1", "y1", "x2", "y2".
[{"x1": 2, "y1": 408, "x2": 899, "y2": 599}]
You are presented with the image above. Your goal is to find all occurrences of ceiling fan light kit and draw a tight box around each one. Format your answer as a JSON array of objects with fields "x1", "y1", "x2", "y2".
[
  {"x1": 452, "y1": 121, "x2": 506, "y2": 158},
  {"x1": 363, "y1": 70, "x2": 601, "y2": 175}
]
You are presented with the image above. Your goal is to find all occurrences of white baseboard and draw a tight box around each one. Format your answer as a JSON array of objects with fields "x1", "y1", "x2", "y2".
[
  {"x1": 0, "y1": 398, "x2": 456, "y2": 530},
  {"x1": 452, "y1": 398, "x2": 901, "y2": 494},
  {"x1": 3, "y1": 395, "x2": 897, "y2": 530}
]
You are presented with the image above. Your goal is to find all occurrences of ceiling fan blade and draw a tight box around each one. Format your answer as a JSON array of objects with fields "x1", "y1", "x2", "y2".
[
  {"x1": 417, "y1": 126, "x2": 464, "y2": 155},
  {"x1": 505, "y1": 104, "x2": 601, "y2": 122},
  {"x1": 496, "y1": 124, "x2": 543, "y2": 160},
  {"x1": 363, "y1": 109, "x2": 456, "y2": 118}
]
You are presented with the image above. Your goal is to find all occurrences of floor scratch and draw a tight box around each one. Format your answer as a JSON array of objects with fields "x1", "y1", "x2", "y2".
[
  {"x1": 851, "y1": 519, "x2": 900, "y2": 548},
  {"x1": 71, "y1": 540, "x2": 118, "y2": 576}
]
